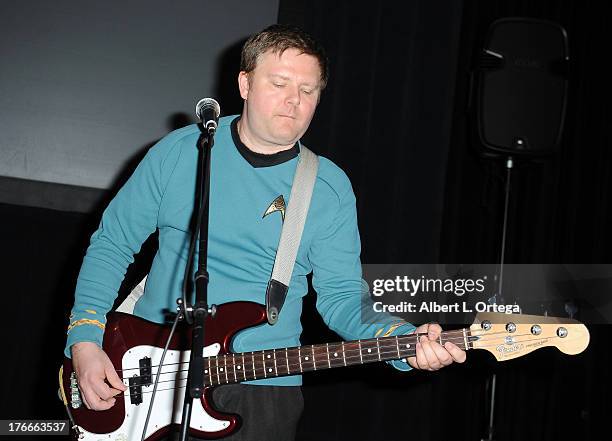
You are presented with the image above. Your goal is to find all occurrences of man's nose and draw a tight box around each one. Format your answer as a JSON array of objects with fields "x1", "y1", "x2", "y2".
[{"x1": 285, "y1": 85, "x2": 301, "y2": 106}]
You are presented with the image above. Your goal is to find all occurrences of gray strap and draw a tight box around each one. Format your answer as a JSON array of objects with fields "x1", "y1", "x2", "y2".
[
  {"x1": 116, "y1": 275, "x2": 147, "y2": 314},
  {"x1": 266, "y1": 146, "x2": 319, "y2": 324}
]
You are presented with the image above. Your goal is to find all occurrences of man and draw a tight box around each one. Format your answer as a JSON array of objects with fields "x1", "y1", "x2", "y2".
[{"x1": 65, "y1": 24, "x2": 466, "y2": 440}]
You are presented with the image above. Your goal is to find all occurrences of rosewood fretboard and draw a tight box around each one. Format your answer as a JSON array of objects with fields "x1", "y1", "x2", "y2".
[{"x1": 202, "y1": 330, "x2": 476, "y2": 386}]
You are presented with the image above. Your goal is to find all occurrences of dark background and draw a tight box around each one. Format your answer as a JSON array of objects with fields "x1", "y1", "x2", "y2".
[{"x1": 1, "y1": 1, "x2": 609, "y2": 440}]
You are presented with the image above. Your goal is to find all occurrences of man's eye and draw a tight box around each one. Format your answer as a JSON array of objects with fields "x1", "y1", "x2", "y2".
[
  {"x1": 273, "y1": 83, "x2": 285, "y2": 88},
  {"x1": 302, "y1": 89, "x2": 313, "y2": 95}
]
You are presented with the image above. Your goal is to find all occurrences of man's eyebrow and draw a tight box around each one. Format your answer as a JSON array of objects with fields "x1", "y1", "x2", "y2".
[{"x1": 269, "y1": 74, "x2": 291, "y2": 81}]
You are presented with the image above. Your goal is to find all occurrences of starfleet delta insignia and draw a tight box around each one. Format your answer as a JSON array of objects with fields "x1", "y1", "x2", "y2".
[{"x1": 263, "y1": 195, "x2": 286, "y2": 222}]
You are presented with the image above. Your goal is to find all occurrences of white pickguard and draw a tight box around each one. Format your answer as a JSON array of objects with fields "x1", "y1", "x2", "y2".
[{"x1": 75, "y1": 343, "x2": 229, "y2": 441}]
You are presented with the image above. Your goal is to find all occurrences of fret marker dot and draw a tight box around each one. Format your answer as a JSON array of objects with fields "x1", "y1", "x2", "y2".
[
  {"x1": 268, "y1": 368, "x2": 272, "y2": 373},
  {"x1": 237, "y1": 366, "x2": 241, "y2": 370},
  {"x1": 334, "y1": 352, "x2": 338, "y2": 357},
  {"x1": 267, "y1": 354, "x2": 271, "y2": 359},
  {"x1": 204, "y1": 370, "x2": 208, "y2": 374},
  {"x1": 220, "y1": 368, "x2": 224, "y2": 372},
  {"x1": 305, "y1": 356, "x2": 309, "y2": 361},
  {"x1": 367, "y1": 348, "x2": 372, "y2": 353},
  {"x1": 406, "y1": 344, "x2": 411, "y2": 348}
]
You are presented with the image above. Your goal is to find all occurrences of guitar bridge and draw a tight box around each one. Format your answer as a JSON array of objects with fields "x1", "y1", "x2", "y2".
[{"x1": 69, "y1": 372, "x2": 82, "y2": 409}]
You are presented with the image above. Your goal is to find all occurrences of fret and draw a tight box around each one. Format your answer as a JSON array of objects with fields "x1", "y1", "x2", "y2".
[
  {"x1": 241, "y1": 353, "x2": 247, "y2": 381},
  {"x1": 298, "y1": 347, "x2": 303, "y2": 373},
  {"x1": 223, "y1": 355, "x2": 228, "y2": 384},
  {"x1": 375, "y1": 338, "x2": 381, "y2": 361},
  {"x1": 360, "y1": 340, "x2": 378, "y2": 363},
  {"x1": 265, "y1": 351, "x2": 274, "y2": 375},
  {"x1": 328, "y1": 343, "x2": 343, "y2": 368},
  {"x1": 215, "y1": 356, "x2": 221, "y2": 385},
  {"x1": 400, "y1": 336, "x2": 413, "y2": 359},
  {"x1": 341, "y1": 341, "x2": 347, "y2": 366},
  {"x1": 285, "y1": 348, "x2": 290, "y2": 375},
  {"x1": 462, "y1": 328, "x2": 468, "y2": 350},
  {"x1": 439, "y1": 334, "x2": 443, "y2": 346},
  {"x1": 251, "y1": 352, "x2": 257, "y2": 380},
  {"x1": 311, "y1": 345, "x2": 317, "y2": 371},
  {"x1": 262, "y1": 351, "x2": 267, "y2": 378},
  {"x1": 377, "y1": 339, "x2": 391, "y2": 361},
  {"x1": 232, "y1": 353, "x2": 237, "y2": 383},
  {"x1": 395, "y1": 336, "x2": 401, "y2": 359},
  {"x1": 204, "y1": 358, "x2": 212, "y2": 386},
  {"x1": 357, "y1": 340, "x2": 363, "y2": 364},
  {"x1": 273, "y1": 349, "x2": 278, "y2": 376},
  {"x1": 326, "y1": 343, "x2": 331, "y2": 368}
]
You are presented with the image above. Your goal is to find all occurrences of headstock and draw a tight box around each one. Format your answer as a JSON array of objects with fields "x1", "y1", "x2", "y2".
[{"x1": 469, "y1": 312, "x2": 590, "y2": 361}]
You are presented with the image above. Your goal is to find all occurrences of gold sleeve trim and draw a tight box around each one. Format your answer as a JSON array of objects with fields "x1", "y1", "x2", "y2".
[
  {"x1": 376, "y1": 321, "x2": 407, "y2": 338},
  {"x1": 67, "y1": 318, "x2": 105, "y2": 332},
  {"x1": 85, "y1": 309, "x2": 97, "y2": 314}
]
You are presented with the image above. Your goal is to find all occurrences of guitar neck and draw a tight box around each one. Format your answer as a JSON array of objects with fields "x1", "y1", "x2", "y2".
[{"x1": 204, "y1": 328, "x2": 476, "y2": 386}]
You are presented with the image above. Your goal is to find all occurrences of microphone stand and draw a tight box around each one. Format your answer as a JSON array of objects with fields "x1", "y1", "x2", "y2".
[{"x1": 178, "y1": 124, "x2": 216, "y2": 441}]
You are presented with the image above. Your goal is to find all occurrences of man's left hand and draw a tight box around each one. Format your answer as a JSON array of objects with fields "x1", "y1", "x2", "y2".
[{"x1": 406, "y1": 322, "x2": 466, "y2": 371}]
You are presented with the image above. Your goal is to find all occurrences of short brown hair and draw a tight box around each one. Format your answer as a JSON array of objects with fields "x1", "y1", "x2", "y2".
[{"x1": 240, "y1": 24, "x2": 329, "y2": 90}]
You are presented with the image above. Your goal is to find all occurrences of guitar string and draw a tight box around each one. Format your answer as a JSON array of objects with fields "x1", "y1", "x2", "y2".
[
  {"x1": 114, "y1": 331, "x2": 449, "y2": 373},
  {"x1": 199, "y1": 331, "x2": 552, "y2": 370},
  {"x1": 113, "y1": 329, "x2": 478, "y2": 373},
  {"x1": 114, "y1": 330, "x2": 561, "y2": 378},
  {"x1": 116, "y1": 333, "x2": 565, "y2": 397},
  {"x1": 114, "y1": 333, "x2": 561, "y2": 388}
]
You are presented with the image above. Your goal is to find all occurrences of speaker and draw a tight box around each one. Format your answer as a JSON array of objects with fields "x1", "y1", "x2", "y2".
[{"x1": 476, "y1": 18, "x2": 569, "y2": 156}]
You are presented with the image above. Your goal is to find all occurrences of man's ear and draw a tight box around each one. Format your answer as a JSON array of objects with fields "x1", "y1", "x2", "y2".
[{"x1": 238, "y1": 71, "x2": 250, "y2": 100}]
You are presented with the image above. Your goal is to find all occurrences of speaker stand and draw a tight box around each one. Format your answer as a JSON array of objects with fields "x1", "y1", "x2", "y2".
[{"x1": 481, "y1": 156, "x2": 513, "y2": 441}]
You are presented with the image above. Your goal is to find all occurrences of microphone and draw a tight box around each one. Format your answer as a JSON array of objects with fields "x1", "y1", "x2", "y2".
[{"x1": 195, "y1": 98, "x2": 221, "y2": 134}]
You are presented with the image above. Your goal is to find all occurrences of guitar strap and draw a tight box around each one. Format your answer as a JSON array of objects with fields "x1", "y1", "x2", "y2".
[
  {"x1": 265, "y1": 145, "x2": 319, "y2": 325},
  {"x1": 117, "y1": 145, "x2": 319, "y2": 325}
]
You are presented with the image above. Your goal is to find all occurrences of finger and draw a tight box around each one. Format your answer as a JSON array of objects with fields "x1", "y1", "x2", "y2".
[
  {"x1": 84, "y1": 380, "x2": 116, "y2": 410},
  {"x1": 91, "y1": 379, "x2": 119, "y2": 401},
  {"x1": 406, "y1": 356, "x2": 418, "y2": 370},
  {"x1": 79, "y1": 385, "x2": 92, "y2": 410},
  {"x1": 415, "y1": 338, "x2": 430, "y2": 370},
  {"x1": 444, "y1": 342, "x2": 467, "y2": 363},
  {"x1": 419, "y1": 336, "x2": 443, "y2": 370},
  {"x1": 81, "y1": 383, "x2": 111, "y2": 411},
  {"x1": 105, "y1": 363, "x2": 127, "y2": 392},
  {"x1": 427, "y1": 323, "x2": 442, "y2": 340},
  {"x1": 415, "y1": 324, "x2": 429, "y2": 335},
  {"x1": 88, "y1": 394, "x2": 116, "y2": 411},
  {"x1": 429, "y1": 340, "x2": 454, "y2": 366}
]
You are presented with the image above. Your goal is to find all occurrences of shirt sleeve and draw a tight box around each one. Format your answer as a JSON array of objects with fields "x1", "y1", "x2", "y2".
[
  {"x1": 64, "y1": 137, "x2": 180, "y2": 357},
  {"x1": 308, "y1": 176, "x2": 415, "y2": 371}
]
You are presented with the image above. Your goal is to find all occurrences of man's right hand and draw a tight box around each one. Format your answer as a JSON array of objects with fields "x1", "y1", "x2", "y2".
[{"x1": 71, "y1": 342, "x2": 127, "y2": 411}]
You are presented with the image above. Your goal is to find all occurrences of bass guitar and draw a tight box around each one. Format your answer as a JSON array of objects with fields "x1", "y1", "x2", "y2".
[{"x1": 58, "y1": 302, "x2": 589, "y2": 440}]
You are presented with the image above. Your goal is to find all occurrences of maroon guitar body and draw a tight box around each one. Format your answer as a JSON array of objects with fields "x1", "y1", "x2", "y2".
[{"x1": 60, "y1": 302, "x2": 267, "y2": 440}]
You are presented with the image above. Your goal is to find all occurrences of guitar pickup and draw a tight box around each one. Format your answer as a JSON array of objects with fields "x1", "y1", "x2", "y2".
[
  {"x1": 128, "y1": 357, "x2": 152, "y2": 405},
  {"x1": 128, "y1": 376, "x2": 142, "y2": 405},
  {"x1": 139, "y1": 357, "x2": 152, "y2": 386}
]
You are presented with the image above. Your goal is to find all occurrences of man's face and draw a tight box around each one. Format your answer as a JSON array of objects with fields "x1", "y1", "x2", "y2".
[{"x1": 238, "y1": 48, "x2": 322, "y2": 153}]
